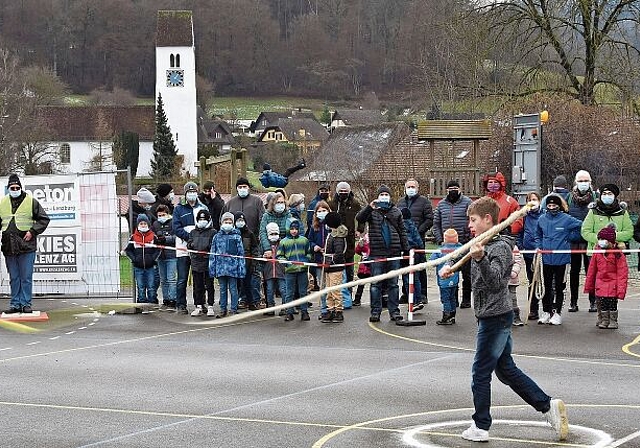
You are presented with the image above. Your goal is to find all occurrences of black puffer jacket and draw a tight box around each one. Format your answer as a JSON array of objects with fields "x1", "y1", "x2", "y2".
[
  {"x1": 396, "y1": 194, "x2": 434, "y2": 237},
  {"x1": 188, "y1": 226, "x2": 216, "y2": 273},
  {"x1": 328, "y1": 192, "x2": 362, "y2": 260},
  {"x1": 356, "y1": 204, "x2": 409, "y2": 257}
]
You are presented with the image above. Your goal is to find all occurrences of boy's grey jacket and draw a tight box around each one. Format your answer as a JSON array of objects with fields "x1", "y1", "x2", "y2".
[{"x1": 471, "y1": 235, "x2": 515, "y2": 319}]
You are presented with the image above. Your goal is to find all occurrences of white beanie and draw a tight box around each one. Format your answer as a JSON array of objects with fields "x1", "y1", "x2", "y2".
[
  {"x1": 136, "y1": 187, "x2": 156, "y2": 204},
  {"x1": 336, "y1": 181, "x2": 351, "y2": 192},
  {"x1": 266, "y1": 222, "x2": 280, "y2": 234}
]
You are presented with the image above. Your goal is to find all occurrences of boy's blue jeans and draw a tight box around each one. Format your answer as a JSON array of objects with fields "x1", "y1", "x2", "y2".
[
  {"x1": 472, "y1": 311, "x2": 551, "y2": 430},
  {"x1": 265, "y1": 278, "x2": 286, "y2": 307},
  {"x1": 439, "y1": 286, "x2": 458, "y2": 313},
  {"x1": 157, "y1": 258, "x2": 177, "y2": 304},
  {"x1": 284, "y1": 271, "x2": 308, "y2": 315},
  {"x1": 218, "y1": 276, "x2": 239, "y2": 313},
  {"x1": 134, "y1": 267, "x2": 158, "y2": 303}
]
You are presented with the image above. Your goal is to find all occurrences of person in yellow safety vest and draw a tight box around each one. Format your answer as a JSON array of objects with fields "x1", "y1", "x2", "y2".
[{"x1": 0, "y1": 174, "x2": 50, "y2": 314}]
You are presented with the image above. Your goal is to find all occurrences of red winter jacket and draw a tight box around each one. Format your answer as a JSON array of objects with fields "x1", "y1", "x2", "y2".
[
  {"x1": 482, "y1": 172, "x2": 523, "y2": 235},
  {"x1": 584, "y1": 251, "x2": 628, "y2": 299}
]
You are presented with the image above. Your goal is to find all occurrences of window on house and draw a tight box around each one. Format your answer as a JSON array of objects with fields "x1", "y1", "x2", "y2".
[
  {"x1": 60, "y1": 143, "x2": 71, "y2": 164},
  {"x1": 170, "y1": 54, "x2": 175, "y2": 68},
  {"x1": 215, "y1": 132, "x2": 222, "y2": 139},
  {"x1": 176, "y1": 54, "x2": 180, "y2": 67}
]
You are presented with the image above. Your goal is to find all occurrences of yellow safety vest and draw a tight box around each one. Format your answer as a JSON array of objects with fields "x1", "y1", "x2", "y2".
[{"x1": 0, "y1": 194, "x2": 34, "y2": 232}]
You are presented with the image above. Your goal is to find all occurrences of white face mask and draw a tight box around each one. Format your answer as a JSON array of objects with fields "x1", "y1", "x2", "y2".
[
  {"x1": 405, "y1": 187, "x2": 417, "y2": 197},
  {"x1": 316, "y1": 211, "x2": 328, "y2": 221},
  {"x1": 377, "y1": 195, "x2": 390, "y2": 203},
  {"x1": 168, "y1": 192, "x2": 175, "y2": 201},
  {"x1": 274, "y1": 203, "x2": 286, "y2": 214},
  {"x1": 601, "y1": 194, "x2": 614, "y2": 205},
  {"x1": 597, "y1": 239, "x2": 610, "y2": 248},
  {"x1": 157, "y1": 216, "x2": 170, "y2": 224},
  {"x1": 237, "y1": 187, "x2": 249, "y2": 198},
  {"x1": 236, "y1": 220, "x2": 246, "y2": 229},
  {"x1": 186, "y1": 192, "x2": 198, "y2": 202},
  {"x1": 268, "y1": 234, "x2": 279, "y2": 242},
  {"x1": 221, "y1": 223, "x2": 234, "y2": 232},
  {"x1": 138, "y1": 225, "x2": 149, "y2": 233},
  {"x1": 576, "y1": 181, "x2": 590, "y2": 193},
  {"x1": 196, "y1": 220, "x2": 209, "y2": 229},
  {"x1": 8, "y1": 189, "x2": 21, "y2": 198},
  {"x1": 298, "y1": 203, "x2": 305, "y2": 212}
]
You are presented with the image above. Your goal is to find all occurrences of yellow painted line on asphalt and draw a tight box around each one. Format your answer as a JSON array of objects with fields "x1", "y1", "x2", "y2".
[
  {"x1": 622, "y1": 334, "x2": 640, "y2": 359},
  {"x1": 369, "y1": 322, "x2": 640, "y2": 369},
  {"x1": 0, "y1": 319, "x2": 39, "y2": 334}
]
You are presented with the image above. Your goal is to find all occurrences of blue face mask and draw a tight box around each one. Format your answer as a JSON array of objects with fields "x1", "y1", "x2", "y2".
[
  {"x1": 601, "y1": 195, "x2": 614, "y2": 205},
  {"x1": 8, "y1": 189, "x2": 21, "y2": 198},
  {"x1": 274, "y1": 203, "x2": 286, "y2": 214}
]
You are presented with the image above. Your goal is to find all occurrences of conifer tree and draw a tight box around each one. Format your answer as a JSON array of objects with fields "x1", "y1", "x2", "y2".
[{"x1": 151, "y1": 93, "x2": 178, "y2": 180}]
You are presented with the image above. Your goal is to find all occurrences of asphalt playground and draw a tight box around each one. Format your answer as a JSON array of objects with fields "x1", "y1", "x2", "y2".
[{"x1": 1, "y1": 280, "x2": 640, "y2": 448}]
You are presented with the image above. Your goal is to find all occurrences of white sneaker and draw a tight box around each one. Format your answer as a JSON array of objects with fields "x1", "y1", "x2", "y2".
[
  {"x1": 461, "y1": 422, "x2": 489, "y2": 442},
  {"x1": 538, "y1": 311, "x2": 551, "y2": 325},
  {"x1": 549, "y1": 312, "x2": 562, "y2": 325},
  {"x1": 544, "y1": 398, "x2": 569, "y2": 440},
  {"x1": 207, "y1": 306, "x2": 215, "y2": 317},
  {"x1": 190, "y1": 305, "x2": 204, "y2": 317}
]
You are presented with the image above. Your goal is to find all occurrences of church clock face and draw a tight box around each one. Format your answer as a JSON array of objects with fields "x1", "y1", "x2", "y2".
[{"x1": 166, "y1": 69, "x2": 184, "y2": 87}]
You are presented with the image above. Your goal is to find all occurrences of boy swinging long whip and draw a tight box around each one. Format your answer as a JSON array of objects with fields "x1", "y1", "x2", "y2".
[{"x1": 201, "y1": 202, "x2": 533, "y2": 325}]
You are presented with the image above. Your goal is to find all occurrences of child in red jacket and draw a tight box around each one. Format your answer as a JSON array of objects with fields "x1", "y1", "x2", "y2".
[{"x1": 584, "y1": 224, "x2": 628, "y2": 329}]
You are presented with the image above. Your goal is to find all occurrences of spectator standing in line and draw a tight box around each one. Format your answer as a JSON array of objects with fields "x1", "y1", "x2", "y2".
[
  {"x1": 188, "y1": 209, "x2": 217, "y2": 317},
  {"x1": 397, "y1": 178, "x2": 433, "y2": 304},
  {"x1": 154, "y1": 183, "x2": 175, "y2": 214},
  {"x1": 262, "y1": 222, "x2": 286, "y2": 316},
  {"x1": 400, "y1": 207, "x2": 424, "y2": 311},
  {"x1": 172, "y1": 181, "x2": 207, "y2": 314},
  {"x1": 566, "y1": 170, "x2": 597, "y2": 312},
  {"x1": 306, "y1": 184, "x2": 330, "y2": 233},
  {"x1": 328, "y1": 181, "x2": 361, "y2": 309},
  {"x1": 517, "y1": 191, "x2": 543, "y2": 320},
  {"x1": 124, "y1": 214, "x2": 160, "y2": 310},
  {"x1": 199, "y1": 181, "x2": 225, "y2": 231},
  {"x1": 277, "y1": 220, "x2": 312, "y2": 322},
  {"x1": 234, "y1": 211, "x2": 262, "y2": 311},
  {"x1": 321, "y1": 212, "x2": 348, "y2": 323},
  {"x1": 222, "y1": 177, "x2": 265, "y2": 236},
  {"x1": 356, "y1": 185, "x2": 409, "y2": 323},
  {"x1": 432, "y1": 180, "x2": 473, "y2": 308},
  {"x1": 0, "y1": 174, "x2": 50, "y2": 314},
  {"x1": 482, "y1": 171, "x2": 523, "y2": 236},
  {"x1": 429, "y1": 228, "x2": 461, "y2": 325},
  {"x1": 152, "y1": 204, "x2": 177, "y2": 311}
]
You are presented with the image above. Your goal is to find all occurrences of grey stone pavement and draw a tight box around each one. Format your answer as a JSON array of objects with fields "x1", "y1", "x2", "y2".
[{"x1": 1, "y1": 280, "x2": 640, "y2": 448}]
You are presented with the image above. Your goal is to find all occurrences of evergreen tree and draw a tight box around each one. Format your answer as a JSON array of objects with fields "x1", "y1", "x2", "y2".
[
  {"x1": 320, "y1": 104, "x2": 331, "y2": 125},
  {"x1": 151, "y1": 93, "x2": 178, "y2": 180},
  {"x1": 113, "y1": 130, "x2": 140, "y2": 177}
]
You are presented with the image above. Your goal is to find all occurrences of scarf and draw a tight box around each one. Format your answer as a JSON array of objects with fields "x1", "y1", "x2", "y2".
[{"x1": 570, "y1": 188, "x2": 593, "y2": 207}]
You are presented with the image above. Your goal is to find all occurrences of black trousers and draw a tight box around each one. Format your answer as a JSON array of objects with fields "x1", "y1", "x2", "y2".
[
  {"x1": 542, "y1": 264, "x2": 566, "y2": 313},
  {"x1": 193, "y1": 271, "x2": 215, "y2": 307}
]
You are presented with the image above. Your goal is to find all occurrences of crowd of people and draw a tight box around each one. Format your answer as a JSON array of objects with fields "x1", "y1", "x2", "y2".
[{"x1": 122, "y1": 169, "x2": 633, "y2": 330}]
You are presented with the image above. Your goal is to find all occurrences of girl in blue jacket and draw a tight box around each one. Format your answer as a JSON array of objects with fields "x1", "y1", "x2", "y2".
[
  {"x1": 518, "y1": 191, "x2": 543, "y2": 320},
  {"x1": 534, "y1": 194, "x2": 582, "y2": 326}
]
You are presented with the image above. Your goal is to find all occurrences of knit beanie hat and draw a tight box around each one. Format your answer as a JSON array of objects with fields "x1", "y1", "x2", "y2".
[
  {"x1": 446, "y1": 180, "x2": 460, "y2": 188},
  {"x1": 400, "y1": 207, "x2": 411, "y2": 220},
  {"x1": 136, "y1": 187, "x2": 156, "y2": 204},
  {"x1": 233, "y1": 211, "x2": 246, "y2": 222},
  {"x1": 236, "y1": 177, "x2": 250, "y2": 187},
  {"x1": 266, "y1": 222, "x2": 280, "y2": 235},
  {"x1": 377, "y1": 184, "x2": 391, "y2": 195},
  {"x1": 545, "y1": 194, "x2": 563, "y2": 207},
  {"x1": 553, "y1": 175, "x2": 568, "y2": 188},
  {"x1": 444, "y1": 228, "x2": 459, "y2": 244},
  {"x1": 324, "y1": 211, "x2": 341, "y2": 229},
  {"x1": 196, "y1": 209, "x2": 211, "y2": 222},
  {"x1": 336, "y1": 181, "x2": 351, "y2": 193},
  {"x1": 156, "y1": 183, "x2": 173, "y2": 198},
  {"x1": 599, "y1": 183, "x2": 620, "y2": 197},
  {"x1": 289, "y1": 219, "x2": 301, "y2": 230},
  {"x1": 184, "y1": 181, "x2": 198, "y2": 193},
  {"x1": 136, "y1": 214, "x2": 150, "y2": 224},
  {"x1": 220, "y1": 211, "x2": 235, "y2": 224},
  {"x1": 597, "y1": 224, "x2": 616, "y2": 244},
  {"x1": 7, "y1": 174, "x2": 21, "y2": 188},
  {"x1": 288, "y1": 193, "x2": 305, "y2": 208}
]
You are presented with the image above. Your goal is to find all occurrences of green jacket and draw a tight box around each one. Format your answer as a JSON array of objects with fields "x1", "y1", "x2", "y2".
[
  {"x1": 277, "y1": 235, "x2": 312, "y2": 273},
  {"x1": 581, "y1": 201, "x2": 633, "y2": 254}
]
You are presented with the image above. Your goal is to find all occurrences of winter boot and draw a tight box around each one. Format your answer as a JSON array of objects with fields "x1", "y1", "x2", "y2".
[
  {"x1": 598, "y1": 311, "x2": 610, "y2": 329},
  {"x1": 332, "y1": 311, "x2": 344, "y2": 323},
  {"x1": 588, "y1": 296, "x2": 597, "y2": 313},
  {"x1": 436, "y1": 312, "x2": 454, "y2": 326},
  {"x1": 513, "y1": 308, "x2": 524, "y2": 326},
  {"x1": 608, "y1": 311, "x2": 618, "y2": 329},
  {"x1": 595, "y1": 299, "x2": 602, "y2": 327},
  {"x1": 568, "y1": 298, "x2": 579, "y2": 312},
  {"x1": 321, "y1": 311, "x2": 334, "y2": 323}
]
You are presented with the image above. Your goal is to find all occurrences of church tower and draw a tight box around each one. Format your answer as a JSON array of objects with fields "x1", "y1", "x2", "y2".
[{"x1": 155, "y1": 10, "x2": 198, "y2": 175}]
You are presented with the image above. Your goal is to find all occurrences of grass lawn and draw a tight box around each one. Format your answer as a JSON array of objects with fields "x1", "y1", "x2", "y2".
[
  {"x1": 120, "y1": 256, "x2": 133, "y2": 287},
  {"x1": 209, "y1": 96, "x2": 328, "y2": 120}
]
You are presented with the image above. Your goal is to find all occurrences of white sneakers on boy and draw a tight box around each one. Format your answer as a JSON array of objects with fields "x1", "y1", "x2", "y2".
[
  {"x1": 538, "y1": 311, "x2": 551, "y2": 325},
  {"x1": 207, "y1": 305, "x2": 216, "y2": 317},
  {"x1": 461, "y1": 422, "x2": 489, "y2": 442},
  {"x1": 190, "y1": 305, "x2": 204, "y2": 317},
  {"x1": 549, "y1": 312, "x2": 562, "y2": 325},
  {"x1": 544, "y1": 398, "x2": 569, "y2": 440}
]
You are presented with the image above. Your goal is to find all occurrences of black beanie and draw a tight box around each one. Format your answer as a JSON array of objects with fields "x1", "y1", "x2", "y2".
[
  {"x1": 377, "y1": 184, "x2": 391, "y2": 195},
  {"x1": 156, "y1": 183, "x2": 173, "y2": 198},
  {"x1": 599, "y1": 183, "x2": 620, "y2": 197},
  {"x1": 546, "y1": 194, "x2": 563, "y2": 207},
  {"x1": 401, "y1": 207, "x2": 412, "y2": 220},
  {"x1": 446, "y1": 180, "x2": 460, "y2": 189},
  {"x1": 324, "y1": 211, "x2": 341, "y2": 229},
  {"x1": 7, "y1": 174, "x2": 21, "y2": 188},
  {"x1": 236, "y1": 177, "x2": 250, "y2": 187}
]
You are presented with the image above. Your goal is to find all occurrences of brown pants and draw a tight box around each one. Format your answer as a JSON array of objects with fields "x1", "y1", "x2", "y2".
[{"x1": 325, "y1": 271, "x2": 344, "y2": 312}]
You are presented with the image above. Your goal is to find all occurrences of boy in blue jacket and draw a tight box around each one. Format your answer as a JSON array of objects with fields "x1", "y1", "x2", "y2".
[
  {"x1": 259, "y1": 159, "x2": 306, "y2": 189},
  {"x1": 430, "y1": 228, "x2": 462, "y2": 325},
  {"x1": 534, "y1": 194, "x2": 583, "y2": 325}
]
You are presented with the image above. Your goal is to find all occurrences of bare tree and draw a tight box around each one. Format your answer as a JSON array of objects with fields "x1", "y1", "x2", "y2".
[{"x1": 475, "y1": 0, "x2": 640, "y2": 107}]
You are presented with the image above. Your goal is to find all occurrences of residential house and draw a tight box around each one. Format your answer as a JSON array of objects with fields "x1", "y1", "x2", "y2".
[
  {"x1": 37, "y1": 105, "x2": 155, "y2": 176},
  {"x1": 330, "y1": 109, "x2": 384, "y2": 129},
  {"x1": 250, "y1": 110, "x2": 317, "y2": 136},
  {"x1": 197, "y1": 107, "x2": 234, "y2": 154},
  {"x1": 257, "y1": 117, "x2": 329, "y2": 154}
]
